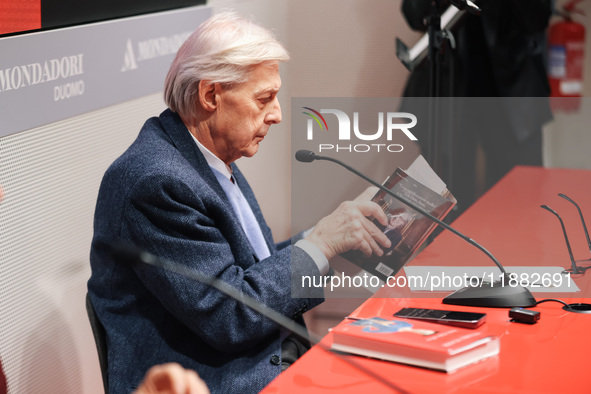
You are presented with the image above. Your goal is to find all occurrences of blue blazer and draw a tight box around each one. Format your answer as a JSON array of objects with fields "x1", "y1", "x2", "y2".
[{"x1": 88, "y1": 109, "x2": 324, "y2": 394}]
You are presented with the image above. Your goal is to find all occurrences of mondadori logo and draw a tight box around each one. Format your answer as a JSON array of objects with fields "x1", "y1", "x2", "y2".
[
  {"x1": 302, "y1": 107, "x2": 417, "y2": 153},
  {"x1": 121, "y1": 32, "x2": 192, "y2": 72},
  {"x1": 0, "y1": 54, "x2": 86, "y2": 102}
]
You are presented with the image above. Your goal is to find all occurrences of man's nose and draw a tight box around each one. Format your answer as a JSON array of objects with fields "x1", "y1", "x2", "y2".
[{"x1": 265, "y1": 97, "x2": 282, "y2": 124}]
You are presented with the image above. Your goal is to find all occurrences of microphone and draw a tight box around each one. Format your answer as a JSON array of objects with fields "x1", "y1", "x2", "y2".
[
  {"x1": 295, "y1": 150, "x2": 536, "y2": 308},
  {"x1": 559, "y1": 193, "x2": 591, "y2": 260},
  {"x1": 294, "y1": 150, "x2": 316, "y2": 163},
  {"x1": 109, "y1": 243, "x2": 407, "y2": 393},
  {"x1": 541, "y1": 205, "x2": 581, "y2": 274}
]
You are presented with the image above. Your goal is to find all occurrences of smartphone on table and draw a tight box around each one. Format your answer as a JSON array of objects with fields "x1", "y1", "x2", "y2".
[{"x1": 394, "y1": 307, "x2": 486, "y2": 329}]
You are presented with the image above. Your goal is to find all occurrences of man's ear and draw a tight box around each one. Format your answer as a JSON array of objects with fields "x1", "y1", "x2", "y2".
[{"x1": 198, "y1": 80, "x2": 220, "y2": 112}]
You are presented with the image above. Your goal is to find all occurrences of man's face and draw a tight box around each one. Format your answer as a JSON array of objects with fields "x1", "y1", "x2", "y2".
[
  {"x1": 389, "y1": 215, "x2": 404, "y2": 228},
  {"x1": 209, "y1": 61, "x2": 282, "y2": 164}
]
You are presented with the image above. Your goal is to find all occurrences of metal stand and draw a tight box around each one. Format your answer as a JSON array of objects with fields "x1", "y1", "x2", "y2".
[{"x1": 397, "y1": 0, "x2": 480, "y2": 180}]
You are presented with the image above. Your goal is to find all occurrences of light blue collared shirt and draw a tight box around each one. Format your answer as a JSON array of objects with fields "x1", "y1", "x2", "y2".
[{"x1": 189, "y1": 131, "x2": 328, "y2": 274}]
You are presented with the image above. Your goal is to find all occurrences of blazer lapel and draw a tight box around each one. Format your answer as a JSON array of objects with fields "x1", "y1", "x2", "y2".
[
  {"x1": 158, "y1": 109, "x2": 228, "y2": 200},
  {"x1": 157, "y1": 109, "x2": 272, "y2": 258}
]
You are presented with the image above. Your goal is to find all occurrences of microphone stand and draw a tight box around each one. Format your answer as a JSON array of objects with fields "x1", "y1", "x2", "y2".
[
  {"x1": 296, "y1": 150, "x2": 536, "y2": 308},
  {"x1": 541, "y1": 205, "x2": 581, "y2": 274},
  {"x1": 402, "y1": 0, "x2": 480, "y2": 201},
  {"x1": 426, "y1": 0, "x2": 443, "y2": 168},
  {"x1": 559, "y1": 193, "x2": 591, "y2": 259},
  {"x1": 426, "y1": 0, "x2": 469, "y2": 174}
]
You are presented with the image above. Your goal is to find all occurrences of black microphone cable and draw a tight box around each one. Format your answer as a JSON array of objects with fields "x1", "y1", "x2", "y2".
[
  {"x1": 294, "y1": 150, "x2": 538, "y2": 308},
  {"x1": 110, "y1": 242, "x2": 410, "y2": 393},
  {"x1": 295, "y1": 150, "x2": 507, "y2": 276}
]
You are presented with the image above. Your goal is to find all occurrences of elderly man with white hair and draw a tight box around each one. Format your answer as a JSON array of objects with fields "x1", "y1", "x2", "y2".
[{"x1": 88, "y1": 12, "x2": 390, "y2": 394}]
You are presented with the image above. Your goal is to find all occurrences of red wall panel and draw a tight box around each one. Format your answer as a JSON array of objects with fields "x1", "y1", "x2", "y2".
[{"x1": 0, "y1": 0, "x2": 41, "y2": 35}]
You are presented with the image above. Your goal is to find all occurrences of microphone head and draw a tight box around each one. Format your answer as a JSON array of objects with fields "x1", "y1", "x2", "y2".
[
  {"x1": 295, "y1": 150, "x2": 316, "y2": 163},
  {"x1": 558, "y1": 193, "x2": 575, "y2": 204}
]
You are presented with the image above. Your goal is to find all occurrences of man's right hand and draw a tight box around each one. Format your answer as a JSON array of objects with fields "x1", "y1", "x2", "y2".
[
  {"x1": 304, "y1": 200, "x2": 391, "y2": 260},
  {"x1": 134, "y1": 363, "x2": 210, "y2": 394}
]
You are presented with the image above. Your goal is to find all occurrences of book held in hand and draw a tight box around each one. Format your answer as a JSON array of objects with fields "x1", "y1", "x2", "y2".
[
  {"x1": 331, "y1": 317, "x2": 499, "y2": 372},
  {"x1": 342, "y1": 155, "x2": 456, "y2": 281}
]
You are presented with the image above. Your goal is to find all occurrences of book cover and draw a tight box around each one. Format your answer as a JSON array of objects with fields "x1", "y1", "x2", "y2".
[
  {"x1": 342, "y1": 156, "x2": 456, "y2": 281},
  {"x1": 331, "y1": 317, "x2": 499, "y2": 372}
]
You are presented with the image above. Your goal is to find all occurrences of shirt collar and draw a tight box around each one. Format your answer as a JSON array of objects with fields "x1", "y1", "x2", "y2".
[{"x1": 189, "y1": 131, "x2": 233, "y2": 180}]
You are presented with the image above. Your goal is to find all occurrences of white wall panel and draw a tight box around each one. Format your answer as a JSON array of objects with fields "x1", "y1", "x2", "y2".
[{"x1": 0, "y1": 93, "x2": 165, "y2": 393}]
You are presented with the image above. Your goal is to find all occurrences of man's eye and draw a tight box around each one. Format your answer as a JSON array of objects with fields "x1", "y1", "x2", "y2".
[{"x1": 259, "y1": 97, "x2": 271, "y2": 104}]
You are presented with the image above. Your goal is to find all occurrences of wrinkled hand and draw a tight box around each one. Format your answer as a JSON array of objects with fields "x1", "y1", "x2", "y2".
[
  {"x1": 305, "y1": 200, "x2": 391, "y2": 260},
  {"x1": 134, "y1": 363, "x2": 210, "y2": 394}
]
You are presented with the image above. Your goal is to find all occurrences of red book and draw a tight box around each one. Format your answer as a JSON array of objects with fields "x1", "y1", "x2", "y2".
[{"x1": 331, "y1": 317, "x2": 499, "y2": 372}]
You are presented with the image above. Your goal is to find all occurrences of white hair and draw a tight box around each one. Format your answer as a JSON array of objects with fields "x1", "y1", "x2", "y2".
[{"x1": 164, "y1": 12, "x2": 290, "y2": 120}]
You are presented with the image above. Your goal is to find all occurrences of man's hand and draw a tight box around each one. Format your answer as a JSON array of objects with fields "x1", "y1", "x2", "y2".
[
  {"x1": 134, "y1": 363, "x2": 210, "y2": 394},
  {"x1": 305, "y1": 200, "x2": 391, "y2": 260}
]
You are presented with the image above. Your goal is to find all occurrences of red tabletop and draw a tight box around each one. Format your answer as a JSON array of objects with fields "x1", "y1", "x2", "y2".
[{"x1": 263, "y1": 166, "x2": 591, "y2": 393}]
